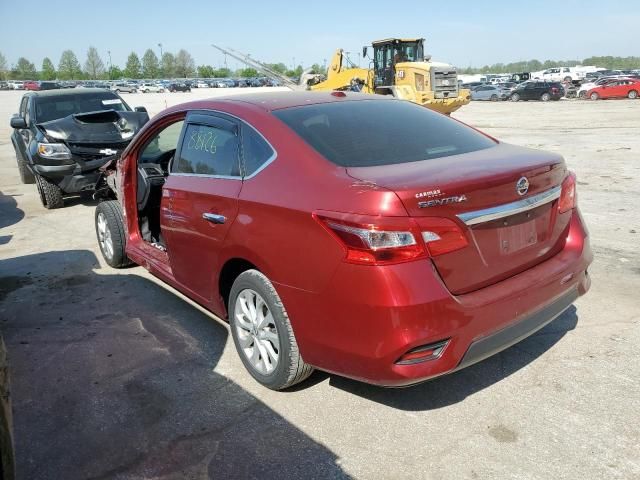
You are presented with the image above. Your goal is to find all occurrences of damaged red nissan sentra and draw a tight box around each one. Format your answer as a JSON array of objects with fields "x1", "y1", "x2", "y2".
[{"x1": 94, "y1": 91, "x2": 592, "y2": 390}]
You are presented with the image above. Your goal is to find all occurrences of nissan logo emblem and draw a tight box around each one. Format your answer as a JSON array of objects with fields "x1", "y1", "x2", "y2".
[{"x1": 516, "y1": 177, "x2": 529, "y2": 196}]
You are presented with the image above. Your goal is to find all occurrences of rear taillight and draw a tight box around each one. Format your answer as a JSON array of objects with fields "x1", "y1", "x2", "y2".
[
  {"x1": 558, "y1": 172, "x2": 577, "y2": 213},
  {"x1": 315, "y1": 214, "x2": 468, "y2": 266},
  {"x1": 419, "y1": 218, "x2": 469, "y2": 257}
]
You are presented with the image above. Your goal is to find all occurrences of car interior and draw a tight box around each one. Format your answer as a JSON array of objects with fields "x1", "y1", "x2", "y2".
[{"x1": 135, "y1": 121, "x2": 184, "y2": 248}]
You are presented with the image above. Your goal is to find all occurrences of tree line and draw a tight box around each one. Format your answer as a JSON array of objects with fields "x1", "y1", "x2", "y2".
[
  {"x1": 460, "y1": 56, "x2": 640, "y2": 74},
  {"x1": 0, "y1": 48, "x2": 321, "y2": 81}
]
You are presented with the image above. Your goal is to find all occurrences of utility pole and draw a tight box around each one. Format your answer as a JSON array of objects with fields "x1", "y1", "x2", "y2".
[{"x1": 107, "y1": 50, "x2": 112, "y2": 80}]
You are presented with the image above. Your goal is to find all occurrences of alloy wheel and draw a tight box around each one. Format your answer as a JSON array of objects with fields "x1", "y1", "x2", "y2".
[
  {"x1": 234, "y1": 289, "x2": 280, "y2": 375},
  {"x1": 96, "y1": 212, "x2": 114, "y2": 260}
]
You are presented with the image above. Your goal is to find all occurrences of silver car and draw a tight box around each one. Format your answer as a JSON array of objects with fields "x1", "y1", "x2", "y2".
[
  {"x1": 470, "y1": 85, "x2": 509, "y2": 101},
  {"x1": 110, "y1": 82, "x2": 138, "y2": 93}
]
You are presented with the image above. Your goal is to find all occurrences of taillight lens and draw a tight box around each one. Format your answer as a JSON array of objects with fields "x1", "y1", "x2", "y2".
[
  {"x1": 315, "y1": 214, "x2": 468, "y2": 265},
  {"x1": 419, "y1": 218, "x2": 469, "y2": 257},
  {"x1": 558, "y1": 172, "x2": 577, "y2": 213}
]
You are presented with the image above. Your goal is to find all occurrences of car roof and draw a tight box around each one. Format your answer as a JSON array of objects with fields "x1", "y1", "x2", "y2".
[
  {"x1": 25, "y1": 88, "x2": 116, "y2": 98},
  {"x1": 214, "y1": 91, "x2": 393, "y2": 111}
]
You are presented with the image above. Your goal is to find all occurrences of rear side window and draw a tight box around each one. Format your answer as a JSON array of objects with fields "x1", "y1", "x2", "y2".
[
  {"x1": 175, "y1": 123, "x2": 240, "y2": 176},
  {"x1": 241, "y1": 127, "x2": 274, "y2": 176},
  {"x1": 273, "y1": 100, "x2": 495, "y2": 167}
]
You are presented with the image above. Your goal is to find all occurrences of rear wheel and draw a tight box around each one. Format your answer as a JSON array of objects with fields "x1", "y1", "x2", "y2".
[
  {"x1": 628, "y1": 90, "x2": 638, "y2": 99},
  {"x1": 95, "y1": 200, "x2": 132, "y2": 268},
  {"x1": 16, "y1": 154, "x2": 35, "y2": 184},
  {"x1": 564, "y1": 76, "x2": 572, "y2": 82},
  {"x1": 541, "y1": 92, "x2": 551, "y2": 101},
  {"x1": 35, "y1": 175, "x2": 63, "y2": 209},
  {"x1": 490, "y1": 94, "x2": 498, "y2": 101},
  {"x1": 229, "y1": 270, "x2": 313, "y2": 390},
  {"x1": 590, "y1": 92, "x2": 600, "y2": 100},
  {"x1": 510, "y1": 93, "x2": 520, "y2": 102}
]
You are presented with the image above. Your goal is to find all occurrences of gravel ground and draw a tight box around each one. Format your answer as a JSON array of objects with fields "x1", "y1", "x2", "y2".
[{"x1": 0, "y1": 88, "x2": 638, "y2": 480}]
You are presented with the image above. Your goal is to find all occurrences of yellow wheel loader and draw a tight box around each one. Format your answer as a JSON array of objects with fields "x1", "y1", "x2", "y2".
[
  {"x1": 308, "y1": 38, "x2": 470, "y2": 115},
  {"x1": 211, "y1": 39, "x2": 470, "y2": 115}
]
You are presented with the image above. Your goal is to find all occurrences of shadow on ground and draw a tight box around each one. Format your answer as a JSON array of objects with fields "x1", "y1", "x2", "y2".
[
  {"x1": 327, "y1": 306, "x2": 578, "y2": 411},
  {"x1": 0, "y1": 250, "x2": 351, "y2": 480},
  {"x1": 0, "y1": 191, "x2": 25, "y2": 245}
]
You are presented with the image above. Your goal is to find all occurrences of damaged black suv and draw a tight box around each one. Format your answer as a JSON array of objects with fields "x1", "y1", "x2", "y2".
[{"x1": 10, "y1": 89, "x2": 149, "y2": 209}]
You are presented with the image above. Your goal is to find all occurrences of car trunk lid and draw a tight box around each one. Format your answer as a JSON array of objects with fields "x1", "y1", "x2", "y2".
[{"x1": 346, "y1": 143, "x2": 571, "y2": 294}]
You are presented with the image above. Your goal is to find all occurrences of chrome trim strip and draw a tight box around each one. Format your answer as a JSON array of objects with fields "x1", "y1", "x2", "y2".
[{"x1": 457, "y1": 185, "x2": 562, "y2": 226}]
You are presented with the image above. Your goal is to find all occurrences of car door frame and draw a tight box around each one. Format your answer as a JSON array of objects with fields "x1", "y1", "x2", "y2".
[{"x1": 160, "y1": 109, "x2": 245, "y2": 305}]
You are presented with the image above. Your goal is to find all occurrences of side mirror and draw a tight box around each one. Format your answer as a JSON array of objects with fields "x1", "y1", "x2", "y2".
[
  {"x1": 134, "y1": 106, "x2": 147, "y2": 113},
  {"x1": 10, "y1": 116, "x2": 27, "y2": 129},
  {"x1": 362, "y1": 46, "x2": 368, "y2": 59}
]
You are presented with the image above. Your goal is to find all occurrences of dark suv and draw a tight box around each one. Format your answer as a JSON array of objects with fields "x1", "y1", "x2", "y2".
[
  {"x1": 509, "y1": 81, "x2": 564, "y2": 102},
  {"x1": 10, "y1": 89, "x2": 148, "y2": 209}
]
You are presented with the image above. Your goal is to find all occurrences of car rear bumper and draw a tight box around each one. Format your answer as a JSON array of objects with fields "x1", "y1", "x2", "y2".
[{"x1": 277, "y1": 208, "x2": 592, "y2": 387}]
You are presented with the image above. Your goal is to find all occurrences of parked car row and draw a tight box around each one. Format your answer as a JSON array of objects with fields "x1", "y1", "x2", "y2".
[{"x1": 467, "y1": 75, "x2": 640, "y2": 102}]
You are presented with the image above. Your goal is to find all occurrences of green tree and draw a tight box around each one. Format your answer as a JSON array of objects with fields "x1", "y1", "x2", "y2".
[
  {"x1": 110, "y1": 65, "x2": 123, "y2": 80},
  {"x1": 124, "y1": 52, "x2": 141, "y2": 79},
  {"x1": 239, "y1": 68, "x2": 259, "y2": 78},
  {"x1": 310, "y1": 63, "x2": 324, "y2": 74},
  {"x1": 58, "y1": 50, "x2": 82, "y2": 79},
  {"x1": 174, "y1": 49, "x2": 195, "y2": 78},
  {"x1": 197, "y1": 65, "x2": 214, "y2": 78},
  {"x1": 213, "y1": 67, "x2": 231, "y2": 78},
  {"x1": 14, "y1": 57, "x2": 37, "y2": 79},
  {"x1": 142, "y1": 49, "x2": 159, "y2": 78},
  {"x1": 41, "y1": 57, "x2": 56, "y2": 80},
  {"x1": 266, "y1": 63, "x2": 287, "y2": 74},
  {"x1": 0, "y1": 52, "x2": 7, "y2": 80},
  {"x1": 160, "y1": 52, "x2": 175, "y2": 77},
  {"x1": 84, "y1": 47, "x2": 105, "y2": 79}
]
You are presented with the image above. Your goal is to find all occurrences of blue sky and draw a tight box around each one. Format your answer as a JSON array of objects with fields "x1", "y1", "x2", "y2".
[{"x1": 1, "y1": 0, "x2": 638, "y2": 70}]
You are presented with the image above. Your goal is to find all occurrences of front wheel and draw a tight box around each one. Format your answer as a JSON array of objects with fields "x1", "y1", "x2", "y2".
[
  {"x1": 35, "y1": 175, "x2": 63, "y2": 209},
  {"x1": 510, "y1": 93, "x2": 520, "y2": 102},
  {"x1": 541, "y1": 92, "x2": 551, "y2": 102},
  {"x1": 590, "y1": 92, "x2": 600, "y2": 100},
  {"x1": 95, "y1": 200, "x2": 132, "y2": 268},
  {"x1": 229, "y1": 270, "x2": 314, "y2": 390},
  {"x1": 628, "y1": 90, "x2": 638, "y2": 99},
  {"x1": 490, "y1": 94, "x2": 498, "y2": 101}
]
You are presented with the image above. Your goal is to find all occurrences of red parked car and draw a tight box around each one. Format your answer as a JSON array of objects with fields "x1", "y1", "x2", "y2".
[
  {"x1": 587, "y1": 78, "x2": 640, "y2": 100},
  {"x1": 23, "y1": 81, "x2": 40, "y2": 91},
  {"x1": 94, "y1": 92, "x2": 592, "y2": 390}
]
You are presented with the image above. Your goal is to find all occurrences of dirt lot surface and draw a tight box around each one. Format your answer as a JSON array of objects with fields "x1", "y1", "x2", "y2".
[{"x1": 0, "y1": 88, "x2": 638, "y2": 480}]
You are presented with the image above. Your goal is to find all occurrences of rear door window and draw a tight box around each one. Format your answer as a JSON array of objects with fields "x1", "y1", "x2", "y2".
[
  {"x1": 273, "y1": 99, "x2": 495, "y2": 167},
  {"x1": 175, "y1": 120, "x2": 240, "y2": 176}
]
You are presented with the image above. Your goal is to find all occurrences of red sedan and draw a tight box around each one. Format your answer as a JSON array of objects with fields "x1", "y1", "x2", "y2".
[
  {"x1": 94, "y1": 92, "x2": 592, "y2": 389},
  {"x1": 588, "y1": 78, "x2": 640, "y2": 100}
]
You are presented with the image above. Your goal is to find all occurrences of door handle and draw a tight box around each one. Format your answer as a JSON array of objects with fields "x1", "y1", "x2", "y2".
[{"x1": 202, "y1": 213, "x2": 226, "y2": 224}]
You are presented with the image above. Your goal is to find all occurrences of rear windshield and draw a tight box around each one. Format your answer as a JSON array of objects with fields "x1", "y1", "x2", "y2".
[
  {"x1": 34, "y1": 92, "x2": 130, "y2": 123},
  {"x1": 273, "y1": 99, "x2": 496, "y2": 167}
]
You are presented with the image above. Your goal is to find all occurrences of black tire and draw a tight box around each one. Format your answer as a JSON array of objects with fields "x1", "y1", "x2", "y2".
[
  {"x1": 628, "y1": 90, "x2": 638, "y2": 99},
  {"x1": 590, "y1": 92, "x2": 600, "y2": 100},
  {"x1": 229, "y1": 270, "x2": 313, "y2": 390},
  {"x1": 490, "y1": 94, "x2": 498, "y2": 101},
  {"x1": 16, "y1": 153, "x2": 34, "y2": 184},
  {"x1": 95, "y1": 200, "x2": 132, "y2": 268},
  {"x1": 541, "y1": 92, "x2": 551, "y2": 102},
  {"x1": 35, "y1": 175, "x2": 64, "y2": 209},
  {"x1": 510, "y1": 93, "x2": 520, "y2": 102},
  {"x1": 564, "y1": 76, "x2": 572, "y2": 82}
]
